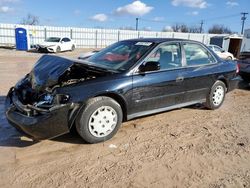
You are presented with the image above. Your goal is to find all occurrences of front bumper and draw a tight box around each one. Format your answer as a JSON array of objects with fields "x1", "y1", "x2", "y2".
[
  {"x1": 37, "y1": 46, "x2": 56, "y2": 53},
  {"x1": 5, "y1": 89, "x2": 71, "y2": 140}
]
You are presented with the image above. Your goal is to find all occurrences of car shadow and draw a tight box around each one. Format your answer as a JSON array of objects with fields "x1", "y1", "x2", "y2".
[
  {"x1": 51, "y1": 132, "x2": 87, "y2": 144},
  {"x1": 238, "y1": 80, "x2": 250, "y2": 90},
  {"x1": 26, "y1": 49, "x2": 49, "y2": 54}
]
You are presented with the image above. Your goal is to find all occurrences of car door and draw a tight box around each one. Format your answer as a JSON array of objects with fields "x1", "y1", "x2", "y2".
[
  {"x1": 60, "y1": 38, "x2": 70, "y2": 51},
  {"x1": 64, "y1": 38, "x2": 72, "y2": 50},
  {"x1": 130, "y1": 42, "x2": 186, "y2": 115},
  {"x1": 181, "y1": 42, "x2": 218, "y2": 102}
]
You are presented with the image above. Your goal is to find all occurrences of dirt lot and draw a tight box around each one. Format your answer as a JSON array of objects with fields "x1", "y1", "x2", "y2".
[{"x1": 0, "y1": 48, "x2": 250, "y2": 188}]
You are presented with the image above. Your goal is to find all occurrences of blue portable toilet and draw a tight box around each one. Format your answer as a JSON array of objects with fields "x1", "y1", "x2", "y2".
[{"x1": 15, "y1": 27, "x2": 30, "y2": 51}]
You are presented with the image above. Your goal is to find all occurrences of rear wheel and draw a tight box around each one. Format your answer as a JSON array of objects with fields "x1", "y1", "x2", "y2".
[
  {"x1": 76, "y1": 97, "x2": 123, "y2": 143},
  {"x1": 71, "y1": 45, "x2": 75, "y2": 51},
  {"x1": 205, "y1": 80, "x2": 226, "y2": 110},
  {"x1": 226, "y1": 56, "x2": 232, "y2": 60}
]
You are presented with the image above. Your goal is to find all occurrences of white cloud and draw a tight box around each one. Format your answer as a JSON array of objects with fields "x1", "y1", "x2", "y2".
[
  {"x1": 0, "y1": 0, "x2": 18, "y2": 13},
  {"x1": 0, "y1": 6, "x2": 12, "y2": 13},
  {"x1": 188, "y1": 11, "x2": 199, "y2": 16},
  {"x1": 171, "y1": 0, "x2": 208, "y2": 9},
  {"x1": 90, "y1": 13, "x2": 108, "y2": 22},
  {"x1": 226, "y1": 1, "x2": 239, "y2": 7},
  {"x1": 153, "y1": 17, "x2": 164, "y2": 21},
  {"x1": 115, "y1": 1, "x2": 153, "y2": 16}
]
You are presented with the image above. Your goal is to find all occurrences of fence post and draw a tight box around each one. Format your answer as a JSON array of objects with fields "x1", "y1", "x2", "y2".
[
  {"x1": 202, "y1": 34, "x2": 205, "y2": 44},
  {"x1": 118, "y1": 30, "x2": 120, "y2": 41},
  {"x1": 70, "y1": 28, "x2": 73, "y2": 39},
  {"x1": 138, "y1": 31, "x2": 140, "y2": 38},
  {"x1": 44, "y1": 27, "x2": 47, "y2": 40},
  {"x1": 172, "y1": 32, "x2": 174, "y2": 38},
  {"x1": 95, "y1": 30, "x2": 98, "y2": 49}
]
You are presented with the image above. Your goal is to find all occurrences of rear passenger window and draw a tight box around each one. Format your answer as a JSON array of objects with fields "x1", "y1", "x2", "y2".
[
  {"x1": 62, "y1": 38, "x2": 71, "y2": 42},
  {"x1": 183, "y1": 43, "x2": 216, "y2": 66},
  {"x1": 147, "y1": 43, "x2": 182, "y2": 70}
]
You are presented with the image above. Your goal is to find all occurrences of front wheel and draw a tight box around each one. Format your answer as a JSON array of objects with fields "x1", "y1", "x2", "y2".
[
  {"x1": 205, "y1": 80, "x2": 226, "y2": 110},
  {"x1": 71, "y1": 45, "x2": 75, "y2": 51},
  {"x1": 76, "y1": 97, "x2": 123, "y2": 143},
  {"x1": 56, "y1": 46, "x2": 61, "y2": 53}
]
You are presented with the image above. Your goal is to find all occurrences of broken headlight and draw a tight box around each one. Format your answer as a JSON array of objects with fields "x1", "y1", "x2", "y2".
[{"x1": 35, "y1": 94, "x2": 54, "y2": 108}]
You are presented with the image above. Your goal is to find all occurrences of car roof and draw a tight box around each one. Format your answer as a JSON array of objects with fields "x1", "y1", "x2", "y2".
[{"x1": 122, "y1": 38, "x2": 201, "y2": 44}]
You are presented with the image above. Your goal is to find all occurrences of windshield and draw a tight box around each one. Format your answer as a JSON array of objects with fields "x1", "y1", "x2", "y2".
[
  {"x1": 45, "y1": 37, "x2": 61, "y2": 42},
  {"x1": 87, "y1": 41, "x2": 154, "y2": 71}
]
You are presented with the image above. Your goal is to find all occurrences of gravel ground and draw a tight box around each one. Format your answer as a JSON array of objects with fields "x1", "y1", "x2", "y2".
[{"x1": 0, "y1": 48, "x2": 250, "y2": 188}]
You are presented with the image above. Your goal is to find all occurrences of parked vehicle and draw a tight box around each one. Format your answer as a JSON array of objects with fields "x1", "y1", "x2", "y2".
[
  {"x1": 5, "y1": 38, "x2": 240, "y2": 143},
  {"x1": 208, "y1": 45, "x2": 235, "y2": 60},
  {"x1": 78, "y1": 50, "x2": 99, "y2": 60},
  {"x1": 238, "y1": 52, "x2": 250, "y2": 82},
  {"x1": 37, "y1": 37, "x2": 76, "y2": 53}
]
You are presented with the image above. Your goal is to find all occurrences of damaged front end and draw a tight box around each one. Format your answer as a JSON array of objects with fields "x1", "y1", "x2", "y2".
[{"x1": 5, "y1": 55, "x2": 108, "y2": 140}]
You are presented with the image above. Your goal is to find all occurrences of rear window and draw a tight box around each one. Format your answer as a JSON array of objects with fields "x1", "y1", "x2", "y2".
[{"x1": 183, "y1": 43, "x2": 216, "y2": 66}]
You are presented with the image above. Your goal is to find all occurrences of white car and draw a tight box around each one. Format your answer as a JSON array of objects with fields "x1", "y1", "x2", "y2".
[
  {"x1": 208, "y1": 45, "x2": 235, "y2": 60},
  {"x1": 37, "y1": 37, "x2": 76, "y2": 53}
]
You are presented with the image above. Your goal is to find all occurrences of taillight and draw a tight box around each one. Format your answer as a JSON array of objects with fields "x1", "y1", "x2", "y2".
[{"x1": 236, "y1": 63, "x2": 239, "y2": 74}]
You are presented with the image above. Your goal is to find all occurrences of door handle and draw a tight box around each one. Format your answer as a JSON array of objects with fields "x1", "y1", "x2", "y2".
[{"x1": 176, "y1": 76, "x2": 184, "y2": 82}]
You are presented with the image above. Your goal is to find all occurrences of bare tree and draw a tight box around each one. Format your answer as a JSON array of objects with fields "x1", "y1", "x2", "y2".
[
  {"x1": 188, "y1": 25, "x2": 201, "y2": 33},
  {"x1": 208, "y1": 24, "x2": 232, "y2": 34},
  {"x1": 171, "y1": 23, "x2": 189, "y2": 33},
  {"x1": 20, "y1": 14, "x2": 39, "y2": 25}
]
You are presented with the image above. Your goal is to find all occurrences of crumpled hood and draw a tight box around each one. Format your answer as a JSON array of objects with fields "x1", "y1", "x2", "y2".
[
  {"x1": 38, "y1": 41, "x2": 58, "y2": 47},
  {"x1": 29, "y1": 55, "x2": 75, "y2": 91}
]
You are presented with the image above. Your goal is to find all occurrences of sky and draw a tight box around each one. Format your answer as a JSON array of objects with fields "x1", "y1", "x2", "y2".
[{"x1": 0, "y1": 0, "x2": 249, "y2": 33}]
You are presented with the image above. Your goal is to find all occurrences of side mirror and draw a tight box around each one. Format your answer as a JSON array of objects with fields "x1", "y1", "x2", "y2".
[
  {"x1": 139, "y1": 61, "x2": 160, "y2": 73},
  {"x1": 221, "y1": 49, "x2": 225, "y2": 53}
]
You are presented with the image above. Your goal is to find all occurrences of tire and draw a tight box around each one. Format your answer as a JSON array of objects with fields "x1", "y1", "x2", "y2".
[
  {"x1": 56, "y1": 46, "x2": 61, "y2": 53},
  {"x1": 226, "y1": 56, "x2": 232, "y2": 60},
  {"x1": 205, "y1": 80, "x2": 226, "y2": 110},
  {"x1": 71, "y1": 45, "x2": 75, "y2": 51},
  {"x1": 76, "y1": 97, "x2": 123, "y2": 143}
]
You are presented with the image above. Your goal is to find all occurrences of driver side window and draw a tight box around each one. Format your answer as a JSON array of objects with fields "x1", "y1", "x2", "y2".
[{"x1": 147, "y1": 43, "x2": 182, "y2": 70}]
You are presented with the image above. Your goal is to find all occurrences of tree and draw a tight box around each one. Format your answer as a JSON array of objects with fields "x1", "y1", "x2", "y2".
[
  {"x1": 188, "y1": 25, "x2": 201, "y2": 33},
  {"x1": 171, "y1": 23, "x2": 189, "y2": 33},
  {"x1": 208, "y1": 24, "x2": 232, "y2": 34},
  {"x1": 162, "y1": 26, "x2": 173, "y2": 32},
  {"x1": 20, "y1": 14, "x2": 39, "y2": 25}
]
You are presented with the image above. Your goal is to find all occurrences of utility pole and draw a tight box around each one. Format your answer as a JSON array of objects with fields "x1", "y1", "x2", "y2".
[
  {"x1": 241, "y1": 12, "x2": 248, "y2": 35},
  {"x1": 136, "y1": 18, "x2": 139, "y2": 31},
  {"x1": 200, "y1": 20, "x2": 204, "y2": 33}
]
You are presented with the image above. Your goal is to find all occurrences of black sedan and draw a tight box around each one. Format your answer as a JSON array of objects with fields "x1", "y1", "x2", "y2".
[
  {"x1": 5, "y1": 38, "x2": 240, "y2": 143},
  {"x1": 238, "y1": 52, "x2": 250, "y2": 82}
]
